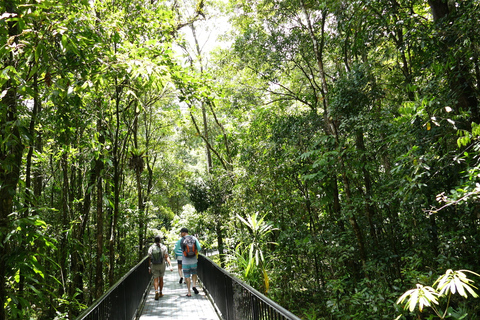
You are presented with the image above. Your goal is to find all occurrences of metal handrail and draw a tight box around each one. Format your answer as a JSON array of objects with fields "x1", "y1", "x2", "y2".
[
  {"x1": 198, "y1": 254, "x2": 302, "y2": 320},
  {"x1": 76, "y1": 256, "x2": 150, "y2": 320}
]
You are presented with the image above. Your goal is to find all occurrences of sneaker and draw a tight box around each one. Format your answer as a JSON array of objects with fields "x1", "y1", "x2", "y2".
[
  {"x1": 193, "y1": 287, "x2": 199, "y2": 294},
  {"x1": 155, "y1": 292, "x2": 159, "y2": 300},
  {"x1": 159, "y1": 292, "x2": 163, "y2": 298},
  {"x1": 179, "y1": 277, "x2": 183, "y2": 284}
]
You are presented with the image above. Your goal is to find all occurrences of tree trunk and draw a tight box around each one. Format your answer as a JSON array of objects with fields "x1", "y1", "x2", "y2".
[
  {"x1": 331, "y1": 176, "x2": 345, "y2": 232},
  {"x1": 202, "y1": 102, "x2": 212, "y2": 172},
  {"x1": 428, "y1": 0, "x2": 450, "y2": 21},
  {"x1": 132, "y1": 105, "x2": 145, "y2": 262},
  {"x1": 109, "y1": 70, "x2": 124, "y2": 283},
  {"x1": 216, "y1": 219, "x2": 225, "y2": 268},
  {"x1": 0, "y1": 1, "x2": 24, "y2": 318},
  {"x1": 59, "y1": 153, "x2": 70, "y2": 299},
  {"x1": 305, "y1": 185, "x2": 322, "y2": 287},
  {"x1": 300, "y1": 1, "x2": 329, "y2": 111},
  {"x1": 71, "y1": 163, "x2": 95, "y2": 304},
  {"x1": 355, "y1": 130, "x2": 378, "y2": 247},
  {"x1": 300, "y1": 0, "x2": 367, "y2": 270},
  {"x1": 17, "y1": 72, "x2": 41, "y2": 315},
  {"x1": 135, "y1": 168, "x2": 144, "y2": 261},
  {"x1": 95, "y1": 119, "x2": 105, "y2": 298},
  {"x1": 109, "y1": 143, "x2": 121, "y2": 285},
  {"x1": 191, "y1": 24, "x2": 213, "y2": 172},
  {"x1": 428, "y1": 0, "x2": 480, "y2": 124},
  {"x1": 342, "y1": 172, "x2": 367, "y2": 270}
]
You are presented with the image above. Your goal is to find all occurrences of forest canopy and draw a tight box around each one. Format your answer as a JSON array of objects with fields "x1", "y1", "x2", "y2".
[{"x1": 1, "y1": 0, "x2": 480, "y2": 319}]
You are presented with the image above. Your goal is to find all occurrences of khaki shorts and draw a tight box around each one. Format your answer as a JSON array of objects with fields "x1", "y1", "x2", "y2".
[{"x1": 151, "y1": 263, "x2": 166, "y2": 278}]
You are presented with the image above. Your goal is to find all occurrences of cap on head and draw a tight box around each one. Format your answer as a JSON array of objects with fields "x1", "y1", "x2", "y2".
[{"x1": 180, "y1": 227, "x2": 188, "y2": 233}]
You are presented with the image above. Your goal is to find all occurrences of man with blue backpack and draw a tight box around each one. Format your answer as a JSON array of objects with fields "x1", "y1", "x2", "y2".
[
  {"x1": 148, "y1": 235, "x2": 173, "y2": 300},
  {"x1": 179, "y1": 227, "x2": 201, "y2": 297}
]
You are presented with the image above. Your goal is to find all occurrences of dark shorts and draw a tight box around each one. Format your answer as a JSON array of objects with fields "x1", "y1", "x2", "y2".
[{"x1": 176, "y1": 255, "x2": 183, "y2": 265}]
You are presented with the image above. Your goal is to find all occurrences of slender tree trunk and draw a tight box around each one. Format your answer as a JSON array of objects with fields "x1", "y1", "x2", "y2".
[
  {"x1": 59, "y1": 153, "x2": 70, "y2": 298},
  {"x1": 135, "y1": 167, "x2": 144, "y2": 261},
  {"x1": 109, "y1": 65, "x2": 124, "y2": 283},
  {"x1": 305, "y1": 186, "x2": 322, "y2": 286},
  {"x1": 132, "y1": 105, "x2": 145, "y2": 262},
  {"x1": 216, "y1": 219, "x2": 225, "y2": 268},
  {"x1": 105, "y1": 182, "x2": 114, "y2": 286},
  {"x1": 71, "y1": 163, "x2": 94, "y2": 304},
  {"x1": 334, "y1": 123, "x2": 367, "y2": 268},
  {"x1": 202, "y1": 102, "x2": 212, "y2": 172},
  {"x1": 1, "y1": 1, "x2": 24, "y2": 318},
  {"x1": 301, "y1": 0, "x2": 367, "y2": 270},
  {"x1": 355, "y1": 130, "x2": 378, "y2": 247},
  {"x1": 17, "y1": 72, "x2": 41, "y2": 315},
  {"x1": 95, "y1": 119, "x2": 105, "y2": 298},
  {"x1": 110, "y1": 142, "x2": 120, "y2": 284},
  {"x1": 331, "y1": 176, "x2": 345, "y2": 232},
  {"x1": 300, "y1": 1, "x2": 329, "y2": 111},
  {"x1": 25, "y1": 73, "x2": 40, "y2": 213},
  {"x1": 95, "y1": 164, "x2": 104, "y2": 298},
  {"x1": 340, "y1": 163, "x2": 367, "y2": 269},
  {"x1": 191, "y1": 24, "x2": 213, "y2": 172}
]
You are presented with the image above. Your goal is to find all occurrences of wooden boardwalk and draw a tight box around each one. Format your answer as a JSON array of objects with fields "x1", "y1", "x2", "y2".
[{"x1": 138, "y1": 261, "x2": 221, "y2": 320}]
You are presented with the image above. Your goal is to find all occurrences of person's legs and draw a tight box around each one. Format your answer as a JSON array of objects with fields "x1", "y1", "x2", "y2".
[
  {"x1": 191, "y1": 267, "x2": 199, "y2": 294},
  {"x1": 152, "y1": 264, "x2": 165, "y2": 299},
  {"x1": 159, "y1": 277, "x2": 164, "y2": 296},
  {"x1": 153, "y1": 277, "x2": 160, "y2": 299},
  {"x1": 154, "y1": 277, "x2": 159, "y2": 291},
  {"x1": 183, "y1": 265, "x2": 192, "y2": 296},
  {"x1": 185, "y1": 277, "x2": 191, "y2": 293},
  {"x1": 157, "y1": 264, "x2": 166, "y2": 296},
  {"x1": 177, "y1": 258, "x2": 183, "y2": 283}
]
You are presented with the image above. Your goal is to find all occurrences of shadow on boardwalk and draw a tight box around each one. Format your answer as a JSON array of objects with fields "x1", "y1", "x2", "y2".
[{"x1": 138, "y1": 260, "x2": 221, "y2": 320}]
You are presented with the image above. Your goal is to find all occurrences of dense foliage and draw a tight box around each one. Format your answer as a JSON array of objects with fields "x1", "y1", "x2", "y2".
[{"x1": 1, "y1": 0, "x2": 480, "y2": 319}]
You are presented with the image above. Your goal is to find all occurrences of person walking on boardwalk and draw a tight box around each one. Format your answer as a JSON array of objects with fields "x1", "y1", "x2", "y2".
[
  {"x1": 174, "y1": 232, "x2": 185, "y2": 284},
  {"x1": 148, "y1": 235, "x2": 173, "y2": 300},
  {"x1": 179, "y1": 227, "x2": 202, "y2": 297}
]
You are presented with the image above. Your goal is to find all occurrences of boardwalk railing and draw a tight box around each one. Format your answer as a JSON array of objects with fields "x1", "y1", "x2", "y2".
[
  {"x1": 198, "y1": 254, "x2": 302, "y2": 320},
  {"x1": 76, "y1": 256, "x2": 150, "y2": 320}
]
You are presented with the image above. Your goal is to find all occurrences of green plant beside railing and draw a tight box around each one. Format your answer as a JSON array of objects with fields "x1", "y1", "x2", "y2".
[
  {"x1": 234, "y1": 212, "x2": 278, "y2": 294},
  {"x1": 396, "y1": 269, "x2": 479, "y2": 319}
]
